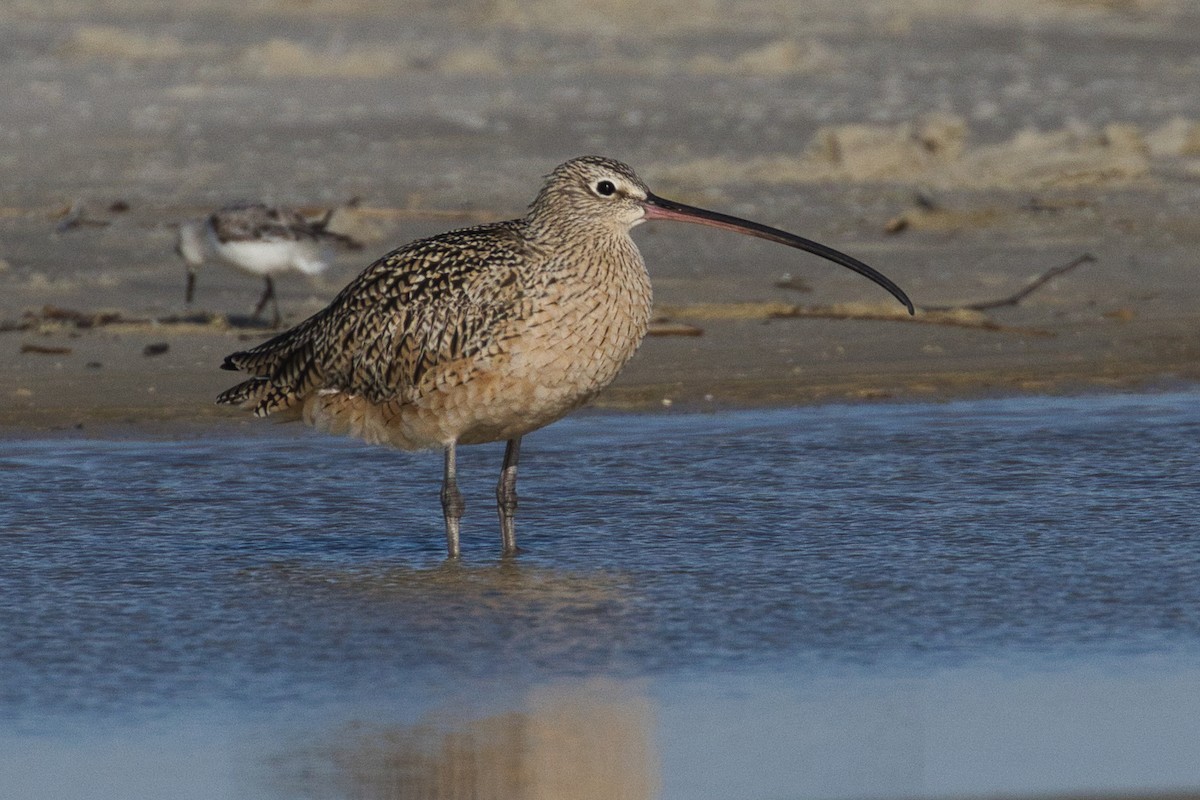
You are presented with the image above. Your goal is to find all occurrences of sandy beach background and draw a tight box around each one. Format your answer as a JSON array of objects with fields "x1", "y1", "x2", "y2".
[{"x1": 2, "y1": 0, "x2": 1199, "y2": 431}]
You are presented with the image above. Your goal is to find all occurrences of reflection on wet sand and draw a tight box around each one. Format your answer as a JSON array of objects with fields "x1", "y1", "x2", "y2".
[
  {"x1": 265, "y1": 559, "x2": 632, "y2": 608},
  {"x1": 273, "y1": 680, "x2": 658, "y2": 800},
  {"x1": 257, "y1": 559, "x2": 642, "y2": 669}
]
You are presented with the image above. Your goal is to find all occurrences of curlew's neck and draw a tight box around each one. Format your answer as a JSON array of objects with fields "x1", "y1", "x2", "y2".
[{"x1": 523, "y1": 205, "x2": 637, "y2": 254}]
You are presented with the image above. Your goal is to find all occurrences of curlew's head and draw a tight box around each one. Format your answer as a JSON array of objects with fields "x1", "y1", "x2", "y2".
[
  {"x1": 530, "y1": 155, "x2": 914, "y2": 314},
  {"x1": 529, "y1": 155, "x2": 653, "y2": 230}
]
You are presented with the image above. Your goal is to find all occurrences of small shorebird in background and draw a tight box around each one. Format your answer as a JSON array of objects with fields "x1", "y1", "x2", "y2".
[
  {"x1": 218, "y1": 156, "x2": 913, "y2": 558},
  {"x1": 177, "y1": 203, "x2": 361, "y2": 326}
]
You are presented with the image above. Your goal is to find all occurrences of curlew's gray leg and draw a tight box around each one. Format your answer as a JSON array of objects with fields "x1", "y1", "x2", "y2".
[
  {"x1": 496, "y1": 437, "x2": 521, "y2": 556},
  {"x1": 253, "y1": 276, "x2": 281, "y2": 327},
  {"x1": 441, "y1": 442, "x2": 464, "y2": 558}
]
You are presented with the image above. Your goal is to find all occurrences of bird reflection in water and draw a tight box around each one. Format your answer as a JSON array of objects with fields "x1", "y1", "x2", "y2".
[{"x1": 270, "y1": 680, "x2": 658, "y2": 800}]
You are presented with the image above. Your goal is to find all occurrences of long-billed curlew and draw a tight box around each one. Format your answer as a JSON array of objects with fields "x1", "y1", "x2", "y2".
[
  {"x1": 217, "y1": 156, "x2": 913, "y2": 558},
  {"x1": 177, "y1": 203, "x2": 360, "y2": 327}
]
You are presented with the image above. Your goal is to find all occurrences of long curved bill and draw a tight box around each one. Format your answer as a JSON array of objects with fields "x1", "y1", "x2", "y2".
[{"x1": 642, "y1": 192, "x2": 914, "y2": 315}]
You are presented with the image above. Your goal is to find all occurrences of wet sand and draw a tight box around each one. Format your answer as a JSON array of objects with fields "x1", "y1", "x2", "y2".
[{"x1": 2, "y1": 0, "x2": 1200, "y2": 432}]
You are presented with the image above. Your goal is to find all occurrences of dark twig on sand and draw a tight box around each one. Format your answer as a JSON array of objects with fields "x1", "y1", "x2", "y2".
[
  {"x1": 20, "y1": 343, "x2": 73, "y2": 355},
  {"x1": 922, "y1": 253, "x2": 1096, "y2": 312}
]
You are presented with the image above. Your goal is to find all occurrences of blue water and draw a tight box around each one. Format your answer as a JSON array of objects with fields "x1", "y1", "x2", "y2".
[{"x1": 2, "y1": 390, "x2": 1199, "y2": 798}]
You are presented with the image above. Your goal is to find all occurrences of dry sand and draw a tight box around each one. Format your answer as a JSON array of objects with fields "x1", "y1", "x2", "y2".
[{"x1": 2, "y1": 0, "x2": 1199, "y2": 434}]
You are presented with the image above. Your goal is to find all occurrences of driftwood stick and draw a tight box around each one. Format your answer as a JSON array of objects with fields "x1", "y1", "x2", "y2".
[{"x1": 923, "y1": 253, "x2": 1096, "y2": 312}]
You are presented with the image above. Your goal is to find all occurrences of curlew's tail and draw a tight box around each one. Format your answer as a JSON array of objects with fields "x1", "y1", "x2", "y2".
[
  {"x1": 217, "y1": 318, "x2": 323, "y2": 417},
  {"x1": 215, "y1": 375, "x2": 271, "y2": 408}
]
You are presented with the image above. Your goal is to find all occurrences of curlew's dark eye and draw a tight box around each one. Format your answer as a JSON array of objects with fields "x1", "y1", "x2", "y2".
[{"x1": 594, "y1": 180, "x2": 617, "y2": 197}]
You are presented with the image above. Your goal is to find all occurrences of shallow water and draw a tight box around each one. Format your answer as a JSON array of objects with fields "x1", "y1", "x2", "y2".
[{"x1": 2, "y1": 391, "x2": 1200, "y2": 799}]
